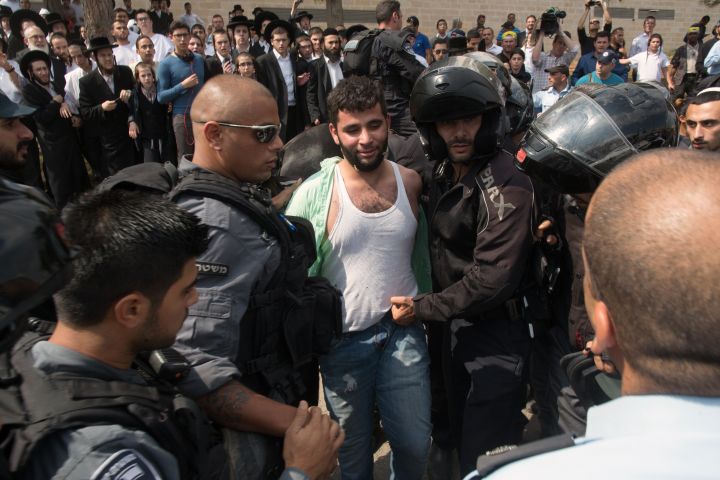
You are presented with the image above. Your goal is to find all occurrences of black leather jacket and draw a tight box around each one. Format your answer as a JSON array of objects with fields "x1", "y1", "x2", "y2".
[{"x1": 414, "y1": 149, "x2": 536, "y2": 323}]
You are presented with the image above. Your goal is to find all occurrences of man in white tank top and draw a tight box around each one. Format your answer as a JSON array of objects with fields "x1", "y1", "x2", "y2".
[{"x1": 286, "y1": 76, "x2": 432, "y2": 480}]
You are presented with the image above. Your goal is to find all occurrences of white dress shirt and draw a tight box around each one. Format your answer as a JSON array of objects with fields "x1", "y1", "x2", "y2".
[
  {"x1": 274, "y1": 49, "x2": 296, "y2": 106},
  {"x1": 64, "y1": 59, "x2": 95, "y2": 114},
  {"x1": 324, "y1": 55, "x2": 343, "y2": 88}
]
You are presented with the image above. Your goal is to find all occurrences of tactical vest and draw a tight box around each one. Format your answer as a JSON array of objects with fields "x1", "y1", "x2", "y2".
[
  {"x1": 100, "y1": 163, "x2": 343, "y2": 406},
  {"x1": 0, "y1": 320, "x2": 211, "y2": 479}
]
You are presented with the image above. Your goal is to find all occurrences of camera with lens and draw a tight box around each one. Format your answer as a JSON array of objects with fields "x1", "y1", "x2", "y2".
[{"x1": 540, "y1": 7, "x2": 567, "y2": 36}]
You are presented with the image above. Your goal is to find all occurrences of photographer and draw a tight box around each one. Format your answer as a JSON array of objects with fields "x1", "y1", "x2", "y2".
[
  {"x1": 577, "y1": 0, "x2": 612, "y2": 55},
  {"x1": 531, "y1": 28, "x2": 579, "y2": 93}
]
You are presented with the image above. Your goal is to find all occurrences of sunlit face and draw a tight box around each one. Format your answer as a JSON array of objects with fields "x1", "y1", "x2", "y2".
[
  {"x1": 68, "y1": 45, "x2": 89, "y2": 69},
  {"x1": 594, "y1": 36, "x2": 609, "y2": 54},
  {"x1": 311, "y1": 32, "x2": 323, "y2": 53},
  {"x1": 482, "y1": 29, "x2": 494, "y2": 44},
  {"x1": 51, "y1": 37, "x2": 69, "y2": 62},
  {"x1": 437, "y1": 20, "x2": 447, "y2": 34},
  {"x1": 509, "y1": 53, "x2": 524, "y2": 71},
  {"x1": 136, "y1": 65, "x2": 155, "y2": 88},
  {"x1": 329, "y1": 103, "x2": 389, "y2": 172},
  {"x1": 188, "y1": 36, "x2": 202, "y2": 53},
  {"x1": 526, "y1": 16, "x2": 536, "y2": 31},
  {"x1": 686, "y1": 101, "x2": 720, "y2": 151},
  {"x1": 432, "y1": 43, "x2": 447, "y2": 61},
  {"x1": 137, "y1": 38, "x2": 155, "y2": 62},
  {"x1": 271, "y1": 30, "x2": 289, "y2": 56},
  {"x1": 234, "y1": 25, "x2": 249, "y2": 46},
  {"x1": 214, "y1": 32, "x2": 230, "y2": 56},
  {"x1": 29, "y1": 60, "x2": 50, "y2": 85},
  {"x1": 95, "y1": 48, "x2": 115, "y2": 71},
  {"x1": 236, "y1": 55, "x2": 255, "y2": 78},
  {"x1": 648, "y1": 37, "x2": 661, "y2": 53},
  {"x1": 113, "y1": 21, "x2": 129, "y2": 41},
  {"x1": 644, "y1": 18, "x2": 656, "y2": 34}
]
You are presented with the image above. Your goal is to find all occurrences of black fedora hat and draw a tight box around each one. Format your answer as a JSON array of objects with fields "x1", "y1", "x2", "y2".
[
  {"x1": 86, "y1": 36, "x2": 118, "y2": 53},
  {"x1": 254, "y1": 10, "x2": 278, "y2": 35},
  {"x1": 293, "y1": 11, "x2": 313, "y2": 22},
  {"x1": 227, "y1": 15, "x2": 253, "y2": 30},
  {"x1": 10, "y1": 9, "x2": 48, "y2": 38},
  {"x1": 263, "y1": 19, "x2": 295, "y2": 44},
  {"x1": 44, "y1": 12, "x2": 65, "y2": 28},
  {"x1": 19, "y1": 49, "x2": 50, "y2": 79},
  {"x1": 0, "y1": 6, "x2": 12, "y2": 20}
]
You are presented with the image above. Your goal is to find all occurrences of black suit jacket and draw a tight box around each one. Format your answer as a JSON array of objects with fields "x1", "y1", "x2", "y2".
[
  {"x1": 249, "y1": 42, "x2": 269, "y2": 59},
  {"x1": 306, "y1": 57, "x2": 339, "y2": 124},
  {"x1": 256, "y1": 51, "x2": 303, "y2": 140},
  {"x1": 78, "y1": 66, "x2": 135, "y2": 137},
  {"x1": 149, "y1": 10, "x2": 173, "y2": 35}
]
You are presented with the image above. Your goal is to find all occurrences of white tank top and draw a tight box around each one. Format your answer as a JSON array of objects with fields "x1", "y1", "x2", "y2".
[{"x1": 321, "y1": 162, "x2": 419, "y2": 332}]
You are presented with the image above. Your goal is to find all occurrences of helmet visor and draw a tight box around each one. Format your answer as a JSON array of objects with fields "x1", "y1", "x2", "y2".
[{"x1": 533, "y1": 90, "x2": 638, "y2": 177}]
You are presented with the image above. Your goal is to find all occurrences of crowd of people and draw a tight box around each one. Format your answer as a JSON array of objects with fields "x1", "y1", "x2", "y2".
[{"x1": 0, "y1": 0, "x2": 719, "y2": 479}]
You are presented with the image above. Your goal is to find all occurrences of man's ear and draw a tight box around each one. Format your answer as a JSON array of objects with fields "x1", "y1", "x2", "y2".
[
  {"x1": 328, "y1": 122, "x2": 340, "y2": 146},
  {"x1": 591, "y1": 300, "x2": 617, "y2": 353},
  {"x1": 113, "y1": 292, "x2": 152, "y2": 329},
  {"x1": 203, "y1": 122, "x2": 223, "y2": 150}
]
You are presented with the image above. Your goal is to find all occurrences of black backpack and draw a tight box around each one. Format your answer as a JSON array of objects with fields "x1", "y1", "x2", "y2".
[
  {"x1": 99, "y1": 162, "x2": 343, "y2": 404},
  {"x1": 342, "y1": 28, "x2": 382, "y2": 76}
]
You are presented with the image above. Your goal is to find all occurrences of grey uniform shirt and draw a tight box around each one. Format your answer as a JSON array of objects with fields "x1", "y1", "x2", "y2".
[
  {"x1": 173, "y1": 158, "x2": 283, "y2": 398},
  {"x1": 23, "y1": 341, "x2": 179, "y2": 480}
]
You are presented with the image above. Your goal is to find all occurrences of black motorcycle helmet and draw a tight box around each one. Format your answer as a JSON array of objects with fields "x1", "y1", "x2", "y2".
[
  {"x1": 506, "y1": 76, "x2": 534, "y2": 135},
  {"x1": 410, "y1": 56, "x2": 505, "y2": 161},
  {"x1": 465, "y1": 51, "x2": 512, "y2": 101},
  {"x1": 0, "y1": 180, "x2": 73, "y2": 352},
  {"x1": 515, "y1": 82, "x2": 678, "y2": 194}
]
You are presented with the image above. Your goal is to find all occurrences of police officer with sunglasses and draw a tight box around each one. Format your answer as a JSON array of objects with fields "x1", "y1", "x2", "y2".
[{"x1": 175, "y1": 74, "x2": 343, "y2": 478}]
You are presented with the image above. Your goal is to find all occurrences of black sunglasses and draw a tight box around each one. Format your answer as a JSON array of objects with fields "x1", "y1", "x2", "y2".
[{"x1": 193, "y1": 121, "x2": 281, "y2": 143}]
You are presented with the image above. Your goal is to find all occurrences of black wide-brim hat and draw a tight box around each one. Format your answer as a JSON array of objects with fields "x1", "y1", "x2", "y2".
[
  {"x1": 10, "y1": 9, "x2": 48, "y2": 38},
  {"x1": 0, "y1": 6, "x2": 12, "y2": 20},
  {"x1": 228, "y1": 15, "x2": 253, "y2": 30},
  {"x1": 86, "y1": 36, "x2": 118, "y2": 53},
  {"x1": 263, "y1": 19, "x2": 295, "y2": 44},
  {"x1": 293, "y1": 10, "x2": 313, "y2": 22},
  {"x1": 44, "y1": 12, "x2": 65, "y2": 27},
  {"x1": 254, "y1": 10, "x2": 278, "y2": 35},
  {"x1": 19, "y1": 49, "x2": 50, "y2": 79}
]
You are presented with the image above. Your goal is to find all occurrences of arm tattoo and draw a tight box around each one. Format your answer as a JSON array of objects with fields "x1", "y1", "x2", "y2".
[{"x1": 198, "y1": 382, "x2": 250, "y2": 419}]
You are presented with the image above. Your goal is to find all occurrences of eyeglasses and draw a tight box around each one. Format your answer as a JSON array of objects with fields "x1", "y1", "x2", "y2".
[{"x1": 193, "y1": 121, "x2": 281, "y2": 143}]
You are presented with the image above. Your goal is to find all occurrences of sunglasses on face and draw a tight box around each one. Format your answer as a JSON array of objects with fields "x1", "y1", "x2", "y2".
[{"x1": 194, "y1": 121, "x2": 281, "y2": 143}]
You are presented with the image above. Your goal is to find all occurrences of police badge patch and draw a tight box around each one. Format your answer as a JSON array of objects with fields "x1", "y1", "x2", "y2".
[{"x1": 196, "y1": 262, "x2": 229, "y2": 276}]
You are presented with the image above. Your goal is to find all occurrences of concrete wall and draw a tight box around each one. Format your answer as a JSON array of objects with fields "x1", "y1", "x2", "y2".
[{"x1": 175, "y1": 1, "x2": 718, "y2": 52}]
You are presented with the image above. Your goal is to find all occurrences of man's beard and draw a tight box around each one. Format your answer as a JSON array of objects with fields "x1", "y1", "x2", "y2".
[
  {"x1": 0, "y1": 139, "x2": 33, "y2": 170},
  {"x1": 324, "y1": 47, "x2": 341, "y2": 62},
  {"x1": 28, "y1": 44, "x2": 49, "y2": 55},
  {"x1": 338, "y1": 135, "x2": 387, "y2": 172}
]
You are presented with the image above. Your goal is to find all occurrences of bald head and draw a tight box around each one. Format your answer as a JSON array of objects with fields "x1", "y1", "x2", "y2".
[
  {"x1": 189, "y1": 75, "x2": 283, "y2": 185},
  {"x1": 584, "y1": 149, "x2": 720, "y2": 395},
  {"x1": 190, "y1": 75, "x2": 275, "y2": 127}
]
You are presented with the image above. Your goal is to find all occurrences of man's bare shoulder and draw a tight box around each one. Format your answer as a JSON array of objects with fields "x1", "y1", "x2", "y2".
[{"x1": 396, "y1": 162, "x2": 422, "y2": 197}]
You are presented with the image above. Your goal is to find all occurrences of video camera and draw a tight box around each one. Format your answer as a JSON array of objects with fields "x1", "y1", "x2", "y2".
[{"x1": 539, "y1": 7, "x2": 567, "y2": 36}]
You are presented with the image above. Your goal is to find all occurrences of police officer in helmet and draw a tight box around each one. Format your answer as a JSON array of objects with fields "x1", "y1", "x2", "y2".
[
  {"x1": 391, "y1": 56, "x2": 537, "y2": 476},
  {"x1": 510, "y1": 82, "x2": 678, "y2": 440}
]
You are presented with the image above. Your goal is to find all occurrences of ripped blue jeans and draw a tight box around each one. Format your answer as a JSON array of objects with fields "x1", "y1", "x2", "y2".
[{"x1": 320, "y1": 311, "x2": 431, "y2": 480}]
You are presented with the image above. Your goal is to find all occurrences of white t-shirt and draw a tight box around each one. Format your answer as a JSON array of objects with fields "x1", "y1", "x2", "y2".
[
  {"x1": 133, "y1": 32, "x2": 174, "y2": 62},
  {"x1": 113, "y1": 44, "x2": 138, "y2": 67},
  {"x1": 629, "y1": 51, "x2": 669, "y2": 82}
]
